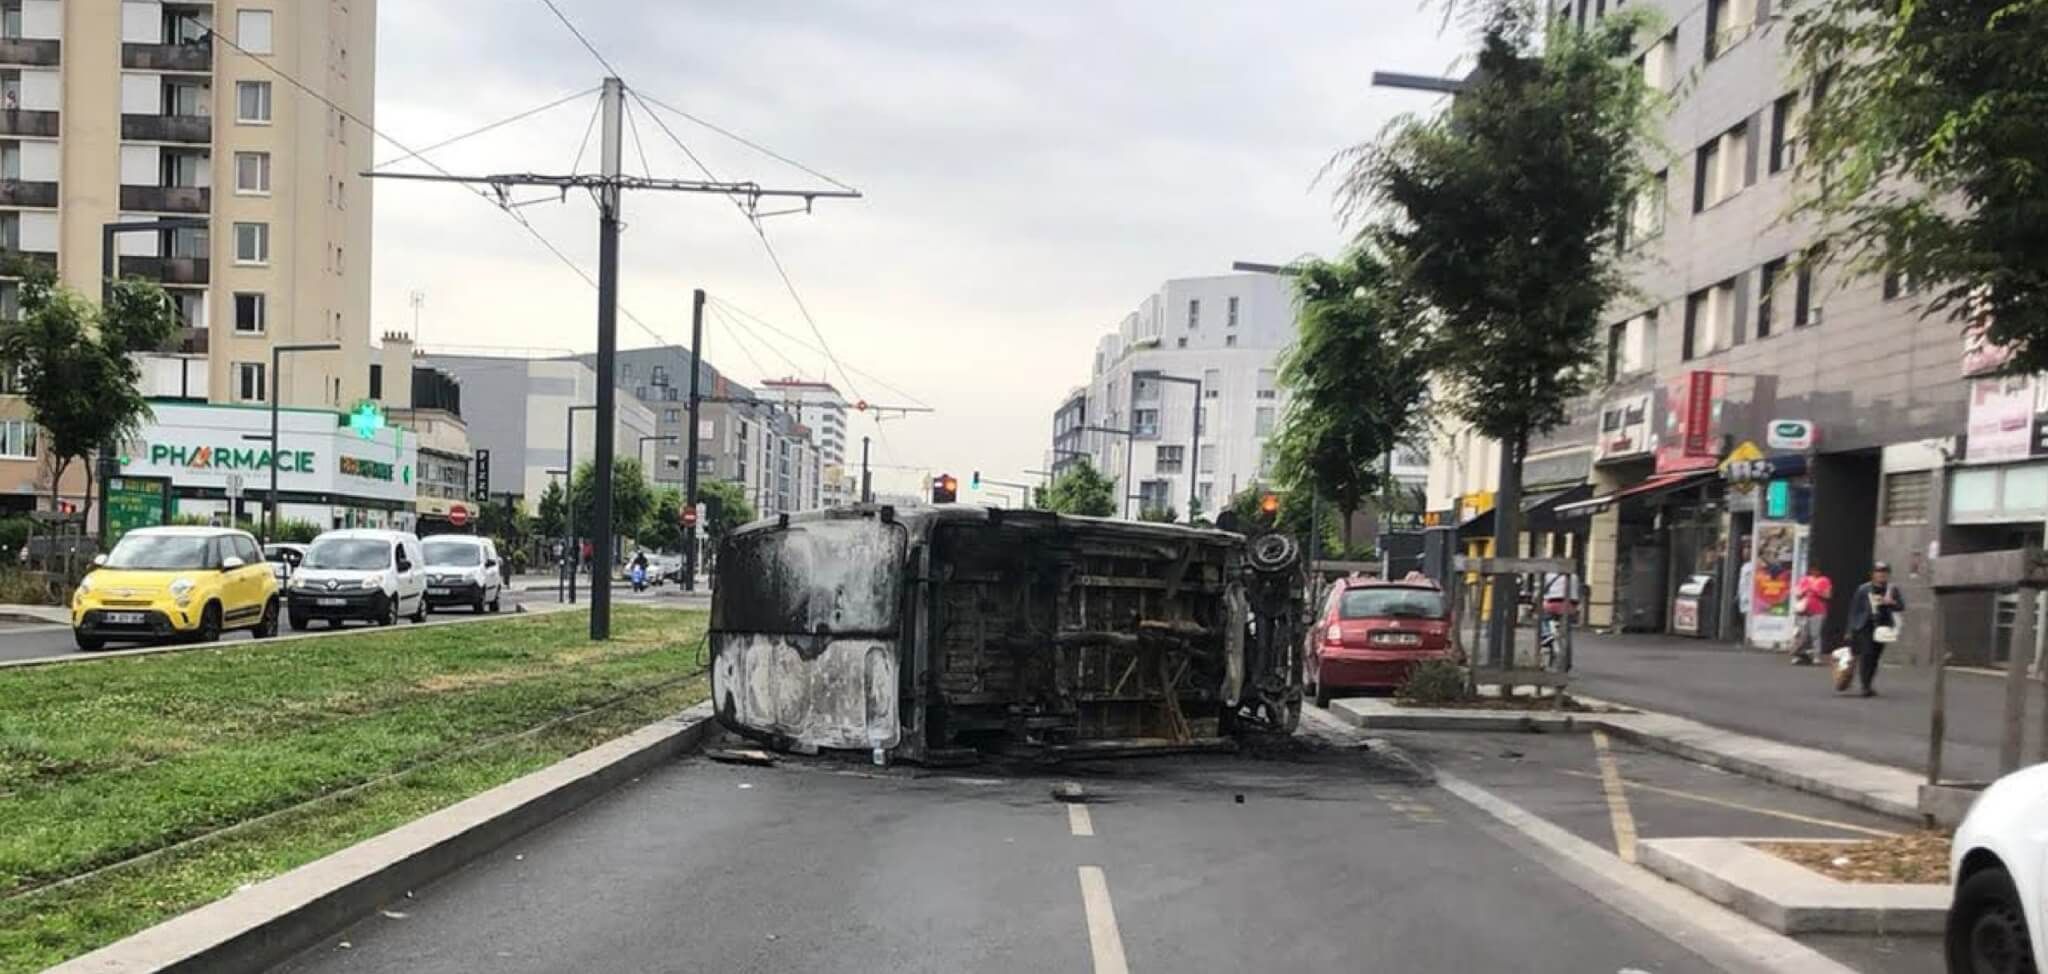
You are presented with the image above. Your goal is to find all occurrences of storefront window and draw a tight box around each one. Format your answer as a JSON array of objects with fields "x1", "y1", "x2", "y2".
[
  {"x1": 2002, "y1": 465, "x2": 2048, "y2": 515},
  {"x1": 1952, "y1": 468, "x2": 1999, "y2": 516}
]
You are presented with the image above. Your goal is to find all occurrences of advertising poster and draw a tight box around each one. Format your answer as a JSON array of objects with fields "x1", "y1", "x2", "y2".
[
  {"x1": 1748, "y1": 521, "x2": 1809, "y2": 649},
  {"x1": 1966, "y1": 374, "x2": 2035, "y2": 462}
]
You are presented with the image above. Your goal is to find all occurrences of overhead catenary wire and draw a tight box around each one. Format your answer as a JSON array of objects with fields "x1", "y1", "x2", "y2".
[
  {"x1": 534, "y1": 0, "x2": 628, "y2": 81},
  {"x1": 371, "y1": 86, "x2": 598, "y2": 172},
  {"x1": 191, "y1": 18, "x2": 682, "y2": 351},
  {"x1": 633, "y1": 90, "x2": 859, "y2": 194},
  {"x1": 709, "y1": 304, "x2": 808, "y2": 378},
  {"x1": 707, "y1": 297, "x2": 928, "y2": 408}
]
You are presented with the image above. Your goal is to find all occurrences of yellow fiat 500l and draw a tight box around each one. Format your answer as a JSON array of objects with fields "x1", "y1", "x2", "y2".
[{"x1": 72, "y1": 526, "x2": 281, "y2": 651}]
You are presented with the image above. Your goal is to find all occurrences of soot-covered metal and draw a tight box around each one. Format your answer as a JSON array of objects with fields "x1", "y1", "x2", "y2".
[{"x1": 710, "y1": 505, "x2": 1304, "y2": 762}]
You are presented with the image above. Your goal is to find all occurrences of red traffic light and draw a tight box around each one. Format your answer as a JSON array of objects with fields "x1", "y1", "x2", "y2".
[
  {"x1": 942, "y1": 476, "x2": 958, "y2": 493},
  {"x1": 1258, "y1": 493, "x2": 1280, "y2": 515}
]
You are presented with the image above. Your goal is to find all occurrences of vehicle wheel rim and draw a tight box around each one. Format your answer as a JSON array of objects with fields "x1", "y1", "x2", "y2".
[{"x1": 1970, "y1": 904, "x2": 2031, "y2": 974}]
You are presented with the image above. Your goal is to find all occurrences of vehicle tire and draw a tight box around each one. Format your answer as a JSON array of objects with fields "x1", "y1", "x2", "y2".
[
  {"x1": 74, "y1": 630, "x2": 103, "y2": 652},
  {"x1": 410, "y1": 596, "x2": 427, "y2": 624},
  {"x1": 1947, "y1": 864, "x2": 2036, "y2": 974},
  {"x1": 1313, "y1": 682, "x2": 1332, "y2": 710},
  {"x1": 288, "y1": 612, "x2": 308, "y2": 632},
  {"x1": 194, "y1": 602, "x2": 222, "y2": 644},
  {"x1": 488, "y1": 591, "x2": 502, "y2": 613},
  {"x1": 377, "y1": 594, "x2": 398, "y2": 627},
  {"x1": 253, "y1": 598, "x2": 279, "y2": 639},
  {"x1": 472, "y1": 593, "x2": 486, "y2": 614}
]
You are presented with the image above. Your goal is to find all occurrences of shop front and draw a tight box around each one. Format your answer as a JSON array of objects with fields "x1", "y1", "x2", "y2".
[{"x1": 117, "y1": 402, "x2": 419, "y2": 534}]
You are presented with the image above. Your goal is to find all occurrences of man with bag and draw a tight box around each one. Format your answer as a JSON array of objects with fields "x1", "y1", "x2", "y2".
[
  {"x1": 1844, "y1": 562, "x2": 1905, "y2": 697},
  {"x1": 1791, "y1": 563, "x2": 1832, "y2": 665}
]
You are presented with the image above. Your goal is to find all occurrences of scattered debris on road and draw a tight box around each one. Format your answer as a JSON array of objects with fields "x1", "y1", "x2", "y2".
[
  {"x1": 1052, "y1": 781, "x2": 1089, "y2": 803},
  {"x1": 707, "y1": 747, "x2": 778, "y2": 767}
]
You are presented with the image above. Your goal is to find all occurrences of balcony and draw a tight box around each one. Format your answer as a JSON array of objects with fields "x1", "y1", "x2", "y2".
[
  {"x1": 0, "y1": 110, "x2": 58, "y2": 138},
  {"x1": 117, "y1": 255, "x2": 209, "y2": 286},
  {"x1": 0, "y1": 38, "x2": 61, "y2": 68},
  {"x1": 0, "y1": 250, "x2": 55, "y2": 275},
  {"x1": 0, "y1": 180, "x2": 56, "y2": 208},
  {"x1": 120, "y1": 113, "x2": 211, "y2": 144},
  {"x1": 159, "y1": 326, "x2": 208, "y2": 356},
  {"x1": 120, "y1": 185, "x2": 210, "y2": 214},
  {"x1": 121, "y1": 39, "x2": 211, "y2": 73}
]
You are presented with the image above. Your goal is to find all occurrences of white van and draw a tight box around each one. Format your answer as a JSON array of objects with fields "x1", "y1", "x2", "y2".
[
  {"x1": 420, "y1": 535, "x2": 504, "y2": 613},
  {"x1": 285, "y1": 529, "x2": 427, "y2": 629}
]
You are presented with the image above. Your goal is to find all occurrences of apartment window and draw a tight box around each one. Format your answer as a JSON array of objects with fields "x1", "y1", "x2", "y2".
[
  {"x1": 1202, "y1": 368, "x2": 1220, "y2": 397},
  {"x1": 0, "y1": 211, "x2": 14, "y2": 250},
  {"x1": 664, "y1": 408, "x2": 680, "y2": 422},
  {"x1": 1637, "y1": 29, "x2": 1678, "y2": 90},
  {"x1": 1706, "y1": 0, "x2": 1756, "y2": 60},
  {"x1": 234, "y1": 292, "x2": 265, "y2": 334},
  {"x1": 1794, "y1": 252, "x2": 1817, "y2": 327},
  {"x1": 1139, "y1": 480, "x2": 1172, "y2": 513},
  {"x1": 237, "y1": 10, "x2": 273, "y2": 54},
  {"x1": 1606, "y1": 320, "x2": 1625, "y2": 382},
  {"x1": 1883, "y1": 268, "x2": 1917, "y2": 301},
  {"x1": 1254, "y1": 406, "x2": 1275, "y2": 436},
  {"x1": 0, "y1": 140, "x2": 16, "y2": 181},
  {"x1": 1621, "y1": 170, "x2": 1667, "y2": 248},
  {"x1": 334, "y1": 246, "x2": 343, "y2": 275},
  {"x1": 367, "y1": 363, "x2": 383, "y2": 400},
  {"x1": 1882, "y1": 470, "x2": 1932, "y2": 525},
  {"x1": 1693, "y1": 123, "x2": 1751, "y2": 211},
  {"x1": 0, "y1": 70, "x2": 17, "y2": 111},
  {"x1": 1757, "y1": 258, "x2": 1786, "y2": 339},
  {"x1": 1226, "y1": 296, "x2": 1239, "y2": 328},
  {"x1": 0, "y1": 2, "x2": 21, "y2": 41},
  {"x1": 161, "y1": 149, "x2": 205, "y2": 188},
  {"x1": 235, "y1": 362, "x2": 267, "y2": 403},
  {"x1": 235, "y1": 152, "x2": 271, "y2": 194},
  {"x1": 1156, "y1": 445, "x2": 1185, "y2": 474},
  {"x1": 1606, "y1": 309, "x2": 1658, "y2": 379},
  {"x1": 1187, "y1": 299, "x2": 1200, "y2": 329},
  {"x1": 233, "y1": 222, "x2": 269, "y2": 264},
  {"x1": 172, "y1": 290, "x2": 204, "y2": 328},
  {"x1": 1132, "y1": 408, "x2": 1160, "y2": 437},
  {"x1": 1682, "y1": 280, "x2": 1737, "y2": 360},
  {"x1": 1256, "y1": 368, "x2": 1277, "y2": 400},
  {"x1": 1176, "y1": 337, "x2": 1187, "y2": 348},
  {"x1": 1769, "y1": 92, "x2": 1804, "y2": 174},
  {"x1": 168, "y1": 224, "x2": 207, "y2": 259},
  {"x1": 236, "y1": 81, "x2": 272, "y2": 123},
  {"x1": 1199, "y1": 448, "x2": 1217, "y2": 474},
  {"x1": 0, "y1": 419, "x2": 36, "y2": 459},
  {"x1": 1224, "y1": 335, "x2": 1237, "y2": 347},
  {"x1": 164, "y1": 78, "x2": 207, "y2": 117},
  {"x1": 0, "y1": 281, "x2": 17, "y2": 321}
]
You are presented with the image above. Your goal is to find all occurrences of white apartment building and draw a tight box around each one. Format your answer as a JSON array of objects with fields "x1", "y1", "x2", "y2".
[
  {"x1": 421, "y1": 354, "x2": 657, "y2": 513},
  {"x1": 758, "y1": 376, "x2": 848, "y2": 506}
]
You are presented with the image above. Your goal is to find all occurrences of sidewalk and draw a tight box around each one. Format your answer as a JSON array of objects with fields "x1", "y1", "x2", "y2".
[
  {"x1": 0, "y1": 602, "x2": 69, "y2": 625},
  {"x1": 1570, "y1": 631, "x2": 2044, "y2": 784}
]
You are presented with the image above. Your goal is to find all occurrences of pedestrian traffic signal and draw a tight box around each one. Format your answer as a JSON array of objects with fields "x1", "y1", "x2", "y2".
[
  {"x1": 932, "y1": 474, "x2": 959, "y2": 504},
  {"x1": 971, "y1": 471, "x2": 981, "y2": 490}
]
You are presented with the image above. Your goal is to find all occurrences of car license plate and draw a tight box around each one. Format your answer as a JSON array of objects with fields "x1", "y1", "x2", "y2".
[
  {"x1": 317, "y1": 597, "x2": 347, "y2": 607},
  {"x1": 428, "y1": 587, "x2": 450, "y2": 596},
  {"x1": 103, "y1": 611, "x2": 145, "y2": 625},
  {"x1": 1373, "y1": 632, "x2": 1423, "y2": 646}
]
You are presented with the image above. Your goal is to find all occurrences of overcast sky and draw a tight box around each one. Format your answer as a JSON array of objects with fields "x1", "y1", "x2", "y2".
[{"x1": 371, "y1": 1, "x2": 1468, "y2": 497}]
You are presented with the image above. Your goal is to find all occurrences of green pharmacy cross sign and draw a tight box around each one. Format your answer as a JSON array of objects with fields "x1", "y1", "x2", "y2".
[{"x1": 348, "y1": 400, "x2": 387, "y2": 440}]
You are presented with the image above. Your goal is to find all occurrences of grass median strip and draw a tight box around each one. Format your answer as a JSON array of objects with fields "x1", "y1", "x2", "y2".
[{"x1": 0, "y1": 606, "x2": 709, "y2": 973}]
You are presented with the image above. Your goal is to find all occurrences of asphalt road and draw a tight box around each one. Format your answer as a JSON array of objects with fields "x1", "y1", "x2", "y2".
[{"x1": 276, "y1": 738, "x2": 1725, "y2": 974}]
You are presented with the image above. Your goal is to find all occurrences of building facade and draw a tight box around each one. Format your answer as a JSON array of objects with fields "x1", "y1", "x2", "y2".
[
  {"x1": 0, "y1": 0, "x2": 377, "y2": 516},
  {"x1": 1426, "y1": 0, "x2": 2005, "y2": 664},
  {"x1": 421, "y1": 353, "x2": 656, "y2": 515},
  {"x1": 758, "y1": 377, "x2": 849, "y2": 507}
]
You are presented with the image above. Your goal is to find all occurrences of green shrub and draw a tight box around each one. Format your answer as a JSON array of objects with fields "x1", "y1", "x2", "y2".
[
  {"x1": 1398, "y1": 658, "x2": 1470, "y2": 706},
  {"x1": 274, "y1": 519, "x2": 323, "y2": 543},
  {"x1": 0, "y1": 516, "x2": 28, "y2": 561},
  {"x1": 0, "y1": 568, "x2": 56, "y2": 604}
]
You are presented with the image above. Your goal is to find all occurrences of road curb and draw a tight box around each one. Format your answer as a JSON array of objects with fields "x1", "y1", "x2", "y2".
[
  {"x1": 48, "y1": 703, "x2": 717, "y2": 974},
  {"x1": 1593, "y1": 717, "x2": 1923, "y2": 823},
  {"x1": 1636, "y1": 837, "x2": 1947, "y2": 935},
  {"x1": 1327, "y1": 697, "x2": 1593, "y2": 733}
]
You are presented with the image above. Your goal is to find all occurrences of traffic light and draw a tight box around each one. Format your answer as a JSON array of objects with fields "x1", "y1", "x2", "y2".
[
  {"x1": 1259, "y1": 493, "x2": 1280, "y2": 515},
  {"x1": 932, "y1": 474, "x2": 959, "y2": 504},
  {"x1": 971, "y1": 471, "x2": 981, "y2": 490}
]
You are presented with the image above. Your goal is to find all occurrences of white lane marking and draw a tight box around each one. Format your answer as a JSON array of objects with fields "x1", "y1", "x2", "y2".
[
  {"x1": 1068, "y1": 803, "x2": 1095, "y2": 837},
  {"x1": 1592, "y1": 729, "x2": 1639, "y2": 863},
  {"x1": 1077, "y1": 866, "x2": 1129, "y2": 974}
]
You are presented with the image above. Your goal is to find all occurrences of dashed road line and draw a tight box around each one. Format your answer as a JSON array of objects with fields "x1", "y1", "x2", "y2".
[
  {"x1": 1077, "y1": 865, "x2": 1130, "y2": 974},
  {"x1": 1592, "y1": 729, "x2": 1639, "y2": 863},
  {"x1": 1068, "y1": 803, "x2": 1095, "y2": 837}
]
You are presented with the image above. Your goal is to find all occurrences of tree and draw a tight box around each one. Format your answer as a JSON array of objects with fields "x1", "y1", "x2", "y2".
[
  {"x1": 536, "y1": 480, "x2": 567, "y2": 541},
  {"x1": 1785, "y1": 1, "x2": 2048, "y2": 376},
  {"x1": 641, "y1": 487, "x2": 688, "y2": 552},
  {"x1": 1221, "y1": 486, "x2": 1342, "y2": 553},
  {"x1": 0, "y1": 263, "x2": 179, "y2": 518},
  {"x1": 569, "y1": 456, "x2": 655, "y2": 544},
  {"x1": 694, "y1": 479, "x2": 756, "y2": 572},
  {"x1": 1040, "y1": 458, "x2": 1118, "y2": 517},
  {"x1": 1273, "y1": 247, "x2": 1433, "y2": 553},
  {"x1": 1336, "y1": 2, "x2": 1656, "y2": 646}
]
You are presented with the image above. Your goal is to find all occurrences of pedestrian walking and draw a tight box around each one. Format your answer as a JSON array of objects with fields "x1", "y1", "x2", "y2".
[
  {"x1": 1844, "y1": 562, "x2": 1905, "y2": 697},
  {"x1": 1791, "y1": 562, "x2": 1832, "y2": 665}
]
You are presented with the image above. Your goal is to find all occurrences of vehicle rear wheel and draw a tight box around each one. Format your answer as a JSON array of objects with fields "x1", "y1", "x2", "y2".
[
  {"x1": 74, "y1": 630, "x2": 103, "y2": 652},
  {"x1": 488, "y1": 591, "x2": 502, "y2": 613},
  {"x1": 1948, "y1": 864, "x2": 2036, "y2": 974},
  {"x1": 377, "y1": 595, "x2": 398, "y2": 627},
  {"x1": 410, "y1": 596, "x2": 427, "y2": 624},
  {"x1": 472, "y1": 593, "x2": 486, "y2": 614},
  {"x1": 1313, "y1": 681, "x2": 1332, "y2": 710},
  {"x1": 193, "y1": 603, "x2": 222, "y2": 644},
  {"x1": 253, "y1": 598, "x2": 279, "y2": 638}
]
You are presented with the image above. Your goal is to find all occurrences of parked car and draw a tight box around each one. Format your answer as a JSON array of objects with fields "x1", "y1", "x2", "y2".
[
  {"x1": 1303, "y1": 578, "x2": 1456, "y2": 708},
  {"x1": 420, "y1": 535, "x2": 504, "y2": 614},
  {"x1": 71, "y1": 526, "x2": 279, "y2": 650},
  {"x1": 1948, "y1": 764, "x2": 2048, "y2": 972},
  {"x1": 285, "y1": 530, "x2": 427, "y2": 629},
  {"x1": 263, "y1": 543, "x2": 307, "y2": 584}
]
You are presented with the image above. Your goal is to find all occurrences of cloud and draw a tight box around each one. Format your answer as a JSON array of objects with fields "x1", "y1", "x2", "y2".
[{"x1": 370, "y1": 1, "x2": 1464, "y2": 496}]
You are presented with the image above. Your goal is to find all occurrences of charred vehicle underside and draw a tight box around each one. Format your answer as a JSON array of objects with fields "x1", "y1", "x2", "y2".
[{"x1": 710, "y1": 505, "x2": 1305, "y2": 762}]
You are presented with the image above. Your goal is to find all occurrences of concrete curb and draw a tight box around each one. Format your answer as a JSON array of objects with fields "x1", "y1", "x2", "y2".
[
  {"x1": 48, "y1": 702, "x2": 717, "y2": 974},
  {"x1": 1323, "y1": 695, "x2": 1926, "y2": 824},
  {"x1": 1637, "y1": 837, "x2": 1948, "y2": 935}
]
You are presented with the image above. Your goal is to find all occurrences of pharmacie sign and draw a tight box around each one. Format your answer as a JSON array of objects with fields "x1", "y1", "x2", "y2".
[{"x1": 150, "y1": 443, "x2": 316, "y2": 473}]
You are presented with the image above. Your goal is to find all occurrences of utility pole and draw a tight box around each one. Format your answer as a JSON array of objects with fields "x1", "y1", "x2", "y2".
[
  {"x1": 366, "y1": 78, "x2": 860, "y2": 641},
  {"x1": 683, "y1": 288, "x2": 704, "y2": 592},
  {"x1": 860, "y1": 436, "x2": 873, "y2": 503}
]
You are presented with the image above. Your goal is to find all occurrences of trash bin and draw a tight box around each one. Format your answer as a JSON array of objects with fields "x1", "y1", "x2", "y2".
[{"x1": 1672, "y1": 573, "x2": 1717, "y2": 639}]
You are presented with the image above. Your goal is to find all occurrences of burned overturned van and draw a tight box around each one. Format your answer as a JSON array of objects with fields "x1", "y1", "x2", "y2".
[{"x1": 709, "y1": 504, "x2": 1306, "y2": 762}]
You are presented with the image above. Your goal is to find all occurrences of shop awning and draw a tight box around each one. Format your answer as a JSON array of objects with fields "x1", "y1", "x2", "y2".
[
  {"x1": 1553, "y1": 470, "x2": 1716, "y2": 519},
  {"x1": 1457, "y1": 483, "x2": 1594, "y2": 537}
]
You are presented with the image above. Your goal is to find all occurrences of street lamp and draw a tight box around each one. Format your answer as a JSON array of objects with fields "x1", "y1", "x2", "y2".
[
  {"x1": 637, "y1": 434, "x2": 679, "y2": 473},
  {"x1": 1134, "y1": 370, "x2": 1203, "y2": 521},
  {"x1": 266, "y1": 343, "x2": 341, "y2": 542},
  {"x1": 564, "y1": 404, "x2": 596, "y2": 604}
]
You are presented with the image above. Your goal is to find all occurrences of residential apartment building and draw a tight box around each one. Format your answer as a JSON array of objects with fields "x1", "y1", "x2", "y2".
[
  {"x1": 421, "y1": 354, "x2": 656, "y2": 515},
  {"x1": 758, "y1": 376, "x2": 849, "y2": 507},
  {"x1": 1428, "y1": 0, "x2": 2001, "y2": 663},
  {"x1": 0, "y1": 0, "x2": 376, "y2": 515},
  {"x1": 593, "y1": 346, "x2": 727, "y2": 489}
]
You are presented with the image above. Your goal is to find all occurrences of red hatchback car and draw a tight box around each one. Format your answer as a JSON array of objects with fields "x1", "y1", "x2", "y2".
[{"x1": 1305, "y1": 578, "x2": 1458, "y2": 707}]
